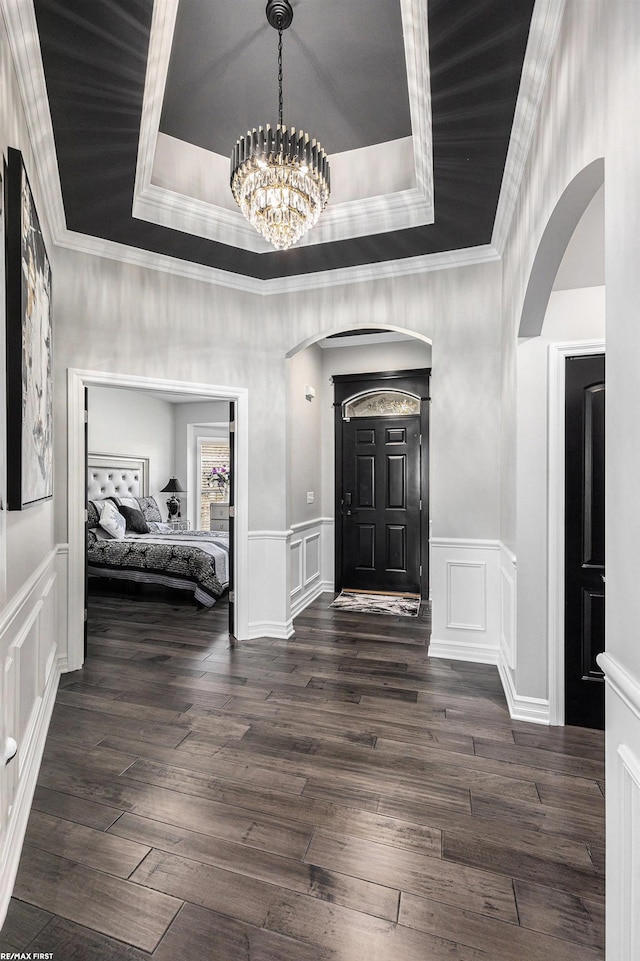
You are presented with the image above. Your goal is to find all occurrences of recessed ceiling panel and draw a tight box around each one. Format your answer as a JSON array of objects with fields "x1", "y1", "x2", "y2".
[
  {"x1": 33, "y1": 0, "x2": 535, "y2": 283},
  {"x1": 160, "y1": 0, "x2": 412, "y2": 156}
]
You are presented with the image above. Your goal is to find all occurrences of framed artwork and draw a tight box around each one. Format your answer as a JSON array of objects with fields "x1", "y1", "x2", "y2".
[{"x1": 4, "y1": 147, "x2": 53, "y2": 510}]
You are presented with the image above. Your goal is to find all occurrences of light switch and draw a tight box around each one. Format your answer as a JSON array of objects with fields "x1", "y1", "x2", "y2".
[{"x1": 306, "y1": 491, "x2": 314, "y2": 504}]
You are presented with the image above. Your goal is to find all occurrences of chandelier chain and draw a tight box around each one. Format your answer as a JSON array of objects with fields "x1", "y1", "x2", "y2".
[
  {"x1": 230, "y1": 0, "x2": 330, "y2": 250},
  {"x1": 278, "y1": 26, "x2": 283, "y2": 128}
]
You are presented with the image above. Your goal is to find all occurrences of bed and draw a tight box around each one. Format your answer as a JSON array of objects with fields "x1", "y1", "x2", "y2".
[{"x1": 86, "y1": 456, "x2": 229, "y2": 607}]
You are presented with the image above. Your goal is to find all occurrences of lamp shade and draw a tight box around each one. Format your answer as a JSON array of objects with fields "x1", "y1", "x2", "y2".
[{"x1": 160, "y1": 477, "x2": 186, "y2": 493}]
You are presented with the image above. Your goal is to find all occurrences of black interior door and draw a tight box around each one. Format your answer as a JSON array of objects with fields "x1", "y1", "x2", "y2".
[
  {"x1": 565, "y1": 354, "x2": 605, "y2": 729},
  {"x1": 342, "y1": 415, "x2": 421, "y2": 594}
]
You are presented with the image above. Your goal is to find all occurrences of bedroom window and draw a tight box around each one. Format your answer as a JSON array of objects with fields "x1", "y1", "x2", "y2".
[{"x1": 199, "y1": 441, "x2": 230, "y2": 531}]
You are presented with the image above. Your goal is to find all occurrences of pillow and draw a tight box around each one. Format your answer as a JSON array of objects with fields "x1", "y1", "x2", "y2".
[
  {"x1": 87, "y1": 500, "x2": 101, "y2": 529},
  {"x1": 110, "y1": 495, "x2": 139, "y2": 510},
  {"x1": 117, "y1": 504, "x2": 150, "y2": 534},
  {"x1": 98, "y1": 499, "x2": 126, "y2": 539},
  {"x1": 147, "y1": 521, "x2": 173, "y2": 534},
  {"x1": 136, "y1": 496, "x2": 163, "y2": 523}
]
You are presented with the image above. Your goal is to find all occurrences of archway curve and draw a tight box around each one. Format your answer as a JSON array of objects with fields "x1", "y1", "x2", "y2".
[
  {"x1": 285, "y1": 322, "x2": 432, "y2": 359},
  {"x1": 518, "y1": 157, "x2": 604, "y2": 338}
]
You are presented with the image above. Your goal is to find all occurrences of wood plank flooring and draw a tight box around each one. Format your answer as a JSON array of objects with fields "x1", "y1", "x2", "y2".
[{"x1": 1, "y1": 587, "x2": 605, "y2": 960}]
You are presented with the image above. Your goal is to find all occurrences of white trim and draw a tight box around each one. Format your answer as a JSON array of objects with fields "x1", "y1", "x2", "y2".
[
  {"x1": 618, "y1": 743, "x2": 640, "y2": 961},
  {"x1": 598, "y1": 652, "x2": 640, "y2": 723},
  {"x1": 430, "y1": 537, "x2": 500, "y2": 551},
  {"x1": 0, "y1": 654, "x2": 59, "y2": 929},
  {"x1": 67, "y1": 369, "x2": 249, "y2": 666},
  {"x1": 0, "y1": 546, "x2": 64, "y2": 929},
  {"x1": 548, "y1": 340, "x2": 605, "y2": 725},
  {"x1": 446, "y1": 561, "x2": 486, "y2": 631},
  {"x1": 492, "y1": 0, "x2": 567, "y2": 253},
  {"x1": 499, "y1": 542, "x2": 517, "y2": 672},
  {"x1": 287, "y1": 519, "x2": 334, "y2": 620},
  {"x1": 497, "y1": 656, "x2": 550, "y2": 725},
  {"x1": 133, "y1": 0, "x2": 434, "y2": 252},
  {"x1": 429, "y1": 538, "x2": 500, "y2": 665},
  {"x1": 428, "y1": 638, "x2": 499, "y2": 665}
]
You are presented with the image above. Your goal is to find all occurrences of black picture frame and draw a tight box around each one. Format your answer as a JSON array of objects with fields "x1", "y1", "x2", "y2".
[{"x1": 4, "y1": 147, "x2": 53, "y2": 510}]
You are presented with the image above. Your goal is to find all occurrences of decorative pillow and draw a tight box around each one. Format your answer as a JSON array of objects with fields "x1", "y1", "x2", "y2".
[
  {"x1": 110, "y1": 495, "x2": 139, "y2": 510},
  {"x1": 117, "y1": 504, "x2": 150, "y2": 534},
  {"x1": 98, "y1": 499, "x2": 126, "y2": 539},
  {"x1": 147, "y1": 521, "x2": 173, "y2": 534},
  {"x1": 87, "y1": 500, "x2": 101, "y2": 529},
  {"x1": 136, "y1": 496, "x2": 163, "y2": 523}
]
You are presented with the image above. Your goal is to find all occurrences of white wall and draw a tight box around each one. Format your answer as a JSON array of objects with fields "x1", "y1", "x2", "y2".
[
  {"x1": 87, "y1": 387, "x2": 175, "y2": 511},
  {"x1": 515, "y1": 286, "x2": 605, "y2": 702},
  {"x1": 602, "y1": 8, "x2": 640, "y2": 955},
  {"x1": 287, "y1": 344, "x2": 324, "y2": 528},
  {"x1": 172, "y1": 401, "x2": 229, "y2": 529}
]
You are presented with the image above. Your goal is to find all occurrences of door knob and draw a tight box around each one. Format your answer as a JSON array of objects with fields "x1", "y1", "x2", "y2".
[{"x1": 2, "y1": 737, "x2": 17, "y2": 766}]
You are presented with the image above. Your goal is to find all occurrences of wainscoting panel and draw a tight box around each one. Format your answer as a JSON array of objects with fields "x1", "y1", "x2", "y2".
[
  {"x1": 0, "y1": 545, "x2": 67, "y2": 930},
  {"x1": 247, "y1": 531, "x2": 292, "y2": 640},
  {"x1": 429, "y1": 539, "x2": 500, "y2": 663},
  {"x1": 598, "y1": 651, "x2": 640, "y2": 961},
  {"x1": 289, "y1": 518, "x2": 334, "y2": 621},
  {"x1": 499, "y1": 544, "x2": 517, "y2": 671}
]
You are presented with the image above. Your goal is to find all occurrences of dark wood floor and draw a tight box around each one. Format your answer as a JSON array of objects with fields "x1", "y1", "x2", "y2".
[{"x1": 1, "y1": 587, "x2": 605, "y2": 960}]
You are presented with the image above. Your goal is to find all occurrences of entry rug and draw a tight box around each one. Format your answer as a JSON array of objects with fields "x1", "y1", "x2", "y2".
[{"x1": 330, "y1": 590, "x2": 421, "y2": 617}]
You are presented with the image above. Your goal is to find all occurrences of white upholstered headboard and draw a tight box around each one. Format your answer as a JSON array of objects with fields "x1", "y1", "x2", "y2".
[{"x1": 87, "y1": 453, "x2": 149, "y2": 501}]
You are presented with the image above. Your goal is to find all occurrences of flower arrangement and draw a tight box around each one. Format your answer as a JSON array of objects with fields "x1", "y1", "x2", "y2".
[{"x1": 209, "y1": 465, "x2": 231, "y2": 489}]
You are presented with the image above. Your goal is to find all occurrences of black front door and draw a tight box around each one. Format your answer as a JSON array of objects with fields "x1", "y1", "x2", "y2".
[
  {"x1": 565, "y1": 354, "x2": 605, "y2": 729},
  {"x1": 341, "y1": 415, "x2": 421, "y2": 594}
]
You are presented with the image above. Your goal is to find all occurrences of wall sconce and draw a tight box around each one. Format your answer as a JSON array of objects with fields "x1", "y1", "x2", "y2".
[{"x1": 305, "y1": 385, "x2": 315, "y2": 401}]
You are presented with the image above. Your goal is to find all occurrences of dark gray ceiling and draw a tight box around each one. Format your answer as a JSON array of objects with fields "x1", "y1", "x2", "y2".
[
  {"x1": 161, "y1": 0, "x2": 412, "y2": 155},
  {"x1": 33, "y1": 0, "x2": 535, "y2": 283}
]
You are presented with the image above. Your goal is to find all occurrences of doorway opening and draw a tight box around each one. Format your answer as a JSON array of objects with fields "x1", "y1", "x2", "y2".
[{"x1": 67, "y1": 369, "x2": 248, "y2": 671}]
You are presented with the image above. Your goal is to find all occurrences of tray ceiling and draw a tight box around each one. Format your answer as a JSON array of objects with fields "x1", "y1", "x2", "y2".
[{"x1": 29, "y1": 0, "x2": 537, "y2": 289}]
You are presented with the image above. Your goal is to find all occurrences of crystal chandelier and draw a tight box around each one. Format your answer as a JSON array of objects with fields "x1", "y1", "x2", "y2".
[{"x1": 230, "y1": 0, "x2": 330, "y2": 251}]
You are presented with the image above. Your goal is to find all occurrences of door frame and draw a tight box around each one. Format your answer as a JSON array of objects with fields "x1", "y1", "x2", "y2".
[
  {"x1": 332, "y1": 368, "x2": 431, "y2": 598},
  {"x1": 67, "y1": 368, "x2": 249, "y2": 670},
  {"x1": 548, "y1": 340, "x2": 605, "y2": 725}
]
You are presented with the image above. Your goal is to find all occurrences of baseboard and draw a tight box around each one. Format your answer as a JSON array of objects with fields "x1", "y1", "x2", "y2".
[
  {"x1": 428, "y1": 637, "x2": 499, "y2": 665},
  {"x1": 246, "y1": 619, "x2": 295, "y2": 641},
  {"x1": 497, "y1": 654, "x2": 550, "y2": 725},
  {"x1": 290, "y1": 579, "x2": 333, "y2": 620},
  {"x1": 0, "y1": 656, "x2": 61, "y2": 928}
]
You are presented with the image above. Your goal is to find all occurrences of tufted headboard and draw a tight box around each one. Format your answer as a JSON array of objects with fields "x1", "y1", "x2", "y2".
[{"x1": 87, "y1": 453, "x2": 149, "y2": 501}]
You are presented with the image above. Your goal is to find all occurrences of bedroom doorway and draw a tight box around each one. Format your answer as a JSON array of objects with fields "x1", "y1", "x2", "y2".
[
  {"x1": 84, "y1": 385, "x2": 234, "y2": 635},
  {"x1": 68, "y1": 370, "x2": 248, "y2": 671}
]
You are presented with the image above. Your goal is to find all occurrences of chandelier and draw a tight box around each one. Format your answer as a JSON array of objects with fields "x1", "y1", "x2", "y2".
[{"x1": 230, "y1": 0, "x2": 330, "y2": 251}]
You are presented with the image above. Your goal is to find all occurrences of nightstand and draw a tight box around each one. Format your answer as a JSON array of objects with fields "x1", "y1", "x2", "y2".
[{"x1": 168, "y1": 519, "x2": 190, "y2": 531}]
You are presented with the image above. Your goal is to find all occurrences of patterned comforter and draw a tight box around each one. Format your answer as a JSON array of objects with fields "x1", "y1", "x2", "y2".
[{"x1": 87, "y1": 531, "x2": 229, "y2": 607}]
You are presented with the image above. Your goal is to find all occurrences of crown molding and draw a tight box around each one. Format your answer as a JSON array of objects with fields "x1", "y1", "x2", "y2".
[
  {"x1": 53, "y1": 227, "x2": 498, "y2": 296},
  {"x1": 0, "y1": 0, "x2": 67, "y2": 244},
  {"x1": 491, "y1": 0, "x2": 567, "y2": 254}
]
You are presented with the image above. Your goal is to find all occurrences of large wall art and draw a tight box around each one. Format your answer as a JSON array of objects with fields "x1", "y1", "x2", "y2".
[{"x1": 4, "y1": 147, "x2": 53, "y2": 510}]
